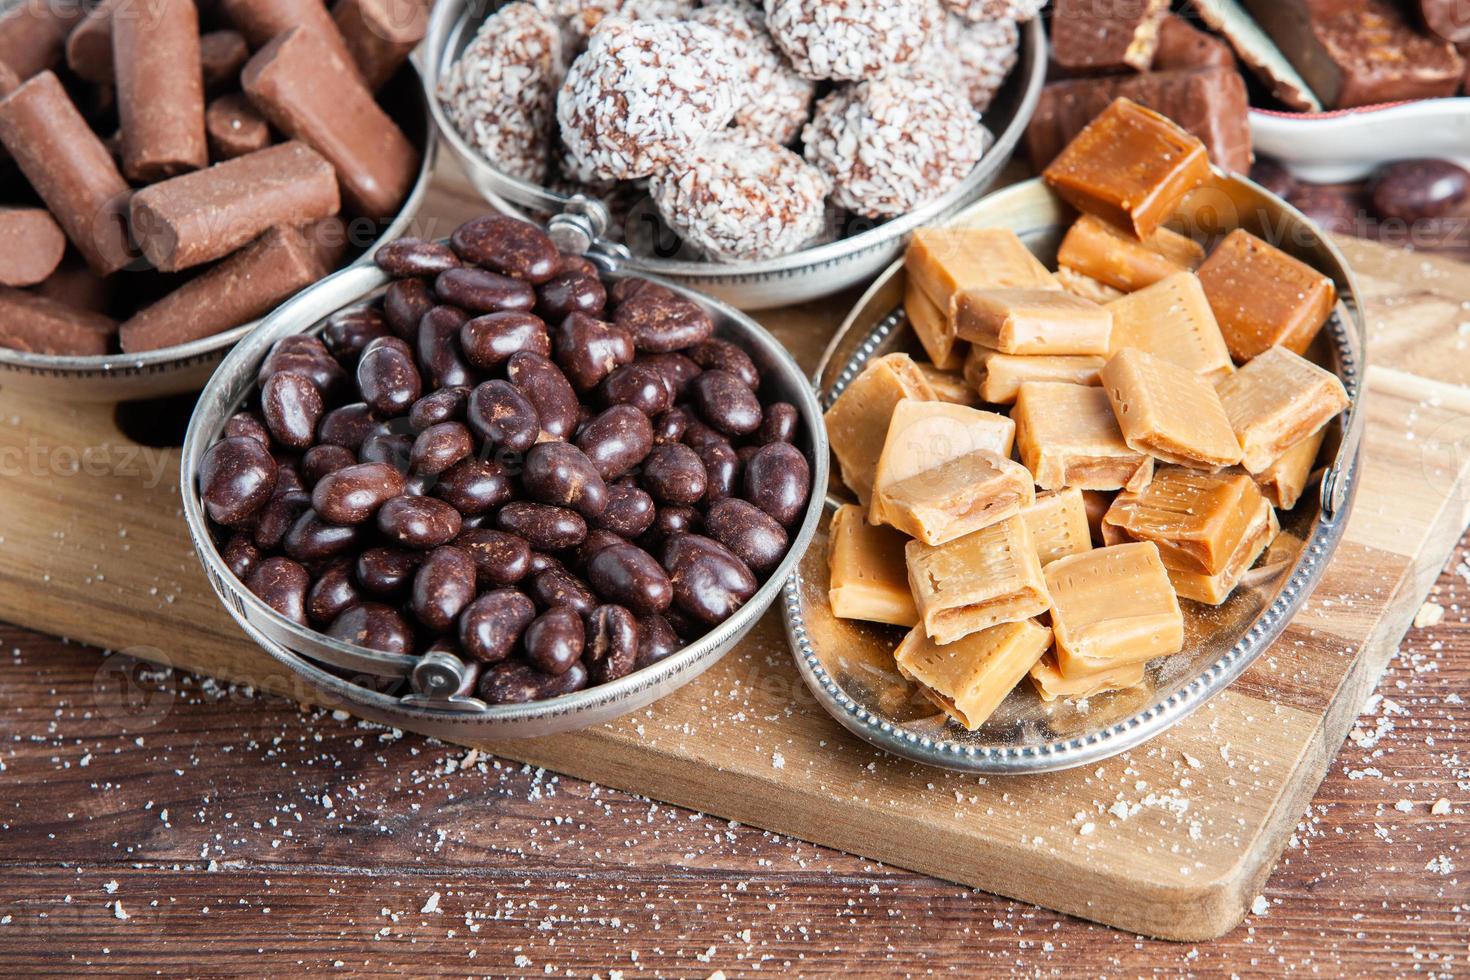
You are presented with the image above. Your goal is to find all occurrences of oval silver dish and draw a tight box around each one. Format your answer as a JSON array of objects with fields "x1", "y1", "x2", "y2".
[{"x1": 783, "y1": 176, "x2": 1367, "y2": 774}]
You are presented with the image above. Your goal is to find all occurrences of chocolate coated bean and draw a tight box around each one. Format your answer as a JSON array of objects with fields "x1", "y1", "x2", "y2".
[
  {"x1": 451, "y1": 215, "x2": 560, "y2": 284},
  {"x1": 572, "y1": 529, "x2": 626, "y2": 571},
  {"x1": 641, "y1": 443, "x2": 707, "y2": 505},
  {"x1": 614, "y1": 286, "x2": 714, "y2": 352},
  {"x1": 575, "y1": 405, "x2": 653, "y2": 480},
  {"x1": 743, "y1": 442, "x2": 811, "y2": 526},
  {"x1": 357, "y1": 336, "x2": 422, "y2": 417},
  {"x1": 478, "y1": 659, "x2": 587, "y2": 703},
  {"x1": 507, "y1": 351, "x2": 579, "y2": 440},
  {"x1": 283, "y1": 509, "x2": 362, "y2": 562},
  {"x1": 651, "y1": 406, "x2": 691, "y2": 445},
  {"x1": 317, "y1": 403, "x2": 378, "y2": 450},
  {"x1": 688, "y1": 338, "x2": 759, "y2": 389},
  {"x1": 377, "y1": 495, "x2": 462, "y2": 548},
  {"x1": 410, "y1": 421, "x2": 474, "y2": 475},
  {"x1": 526, "y1": 565, "x2": 597, "y2": 616},
  {"x1": 356, "y1": 547, "x2": 422, "y2": 595},
  {"x1": 327, "y1": 602, "x2": 414, "y2": 654},
  {"x1": 642, "y1": 352, "x2": 702, "y2": 400},
  {"x1": 374, "y1": 237, "x2": 459, "y2": 278},
  {"x1": 251, "y1": 489, "x2": 311, "y2": 551},
  {"x1": 458, "y1": 589, "x2": 536, "y2": 663},
  {"x1": 431, "y1": 457, "x2": 514, "y2": 515},
  {"x1": 301, "y1": 444, "x2": 357, "y2": 487},
  {"x1": 416, "y1": 304, "x2": 474, "y2": 389},
  {"x1": 358, "y1": 429, "x2": 412, "y2": 472},
  {"x1": 698, "y1": 442, "x2": 740, "y2": 505},
  {"x1": 660, "y1": 534, "x2": 757, "y2": 625},
  {"x1": 635, "y1": 613, "x2": 684, "y2": 669},
  {"x1": 258, "y1": 336, "x2": 345, "y2": 398},
  {"x1": 456, "y1": 528, "x2": 532, "y2": 587},
  {"x1": 383, "y1": 277, "x2": 434, "y2": 340},
  {"x1": 558, "y1": 253, "x2": 599, "y2": 278},
  {"x1": 537, "y1": 270, "x2": 606, "y2": 321},
  {"x1": 593, "y1": 482, "x2": 656, "y2": 538},
  {"x1": 262, "y1": 372, "x2": 324, "y2": 450},
  {"x1": 411, "y1": 545, "x2": 477, "y2": 632},
  {"x1": 600, "y1": 361, "x2": 673, "y2": 415},
  {"x1": 705, "y1": 498, "x2": 788, "y2": 576},
  {"x1": 644, "y1": 504, "x2": 702, "y2": 545},
  {"x1": 467, "y1": 379, "x2": 540, "y2": 452},
  {"x1": 222, "y1": 531, "x2": 262, "y2": 581},
  {"x1": 307, "y1": 558, "x2": 360, "y2": 626},
  {"x1": 1370, "y1": 158, "x2": 1469, "y2": 222},
  {"x1": 758, "y1": 402, "x2": 797, "y2": 444},
  {"x1": 246, "y1": 556, "x2": 310, "y2": 625},
  {"x1": 224, "y1": 411, "x2": 271, "y2": 447},
  {"x1": 586, "y1": 604, "x2": 638, "y2": 684},
  {"x1": 311, "y1": 461, "x2": 405, "y2": 524},
  {"x1": 692, "y1": 369, "x2": 762, "y2": 436},
  {"x1": 523, "y1": 606, "x2": 584, "y2": 675},
  {"x1": 523, "y1": 441, "x2": 609, "y2": 518},
  {"x1": 434, "y1": 266, "x2": 536, "y2": 314},
  {"x1": 409, "y1": 386, "x2": 469, "y2": 432},
  {"x1": 460, "y1": 311, "x2": 550, "y2": 368},
  {"x1": 552, "y1": 312, "x2": 635, "y2": 390},
  {"x1": 200, "y1": 436, "x2": 278, "y2": 525},
  {"x1": 496, "y1": 501, "x2": 587, "y2": 550},
  {"x1": 681, "y1": 418, "x2": 729, "y2": 454},
  {"x1": 587, "y1": 542, "x2": 673, "y2": 615},
  {"x1": 322, "y1": 306, "x2": 390, "y2": 365}
]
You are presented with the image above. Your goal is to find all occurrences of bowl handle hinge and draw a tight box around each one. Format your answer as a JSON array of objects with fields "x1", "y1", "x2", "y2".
[
  {"x1": 548, "y1": 196, "x2": 630, "y2": 273},
  {"x1": 401, "y1": 648, "x2": 489, "y2": 711}
]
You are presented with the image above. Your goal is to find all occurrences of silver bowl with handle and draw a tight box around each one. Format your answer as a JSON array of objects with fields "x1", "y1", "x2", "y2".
[
  {"x1": 179, "y1": 219, "x2": 829, "y2": 739},
  {"x1": 0, "y1": 67, "x2": 438, "y2": 404},
  {"x1": 421, "y1": 0, "x2": 1048, "y2": 310},
  {"x1": 785, "y1": 175, "x2": 1366, "y2": 774}
]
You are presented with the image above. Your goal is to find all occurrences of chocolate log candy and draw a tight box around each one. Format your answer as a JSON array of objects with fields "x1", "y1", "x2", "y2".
[
  {"x1": 219, "y1": 0, "x2": 357, "y2": 70},
  {"x1": 1051, "y1": 0, "x2": 1170, "y2": 73},
  {"x1": 34, "y1": 257, "x2": 114, "y2": 314},
  {"x1": 1026, "y1": 67, "x2": 1252, "y2": 176},
  {"x1": 0, "y1": 207, "x2": 66, "y2": 287},
  {"x1": 129, "y1": 141, "x2": 340, "y2": 272},
  {"x1": 114, "y1": 0, "x2": 208, "y2": 182},
  {"x1": 242, "y1": 26, "x2": 418, "y2": 221},
  {"x1": 0, "y1": 0, "x2": 86, "y2": 80},
  {"x1": 65, "y1": 0, "x2": 118, "y2": 84},
  {"x1": 1152, "y1": 13, "x2": 1236, "y2": 71},
  {"x1": 120, "y1": 222, "x2": 344, "y2": 353},
  {"x1": 0, "y1": 285, "x2": 116, "y2": 356},
  {"x1": 200, "y1": 30, "x2": 251, "y2": 90},
  {"x1": 206, "y1": 94, "x2": 272, "y2": 160},
  {"x1": 0, "y1": 58, "x2": 16, "y2": 98},
  {"x1": 332, "y1": 0, "x2": 427, "y2": 91},
  {"x1": 0, "y1": 72, "x2": 133, "y2": 276}
]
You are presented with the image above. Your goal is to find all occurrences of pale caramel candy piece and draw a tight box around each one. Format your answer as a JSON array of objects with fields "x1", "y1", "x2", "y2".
[
  {"x1": 827, "y1": 504, "x2": 918, "y2": 628},
  {"x1": 963, "y1": 347, "x2": 1104, "y2": 405},
  {"x1": 894, "y1": 618, "x2": 1054, "y2": 730},
  {"x1": 1167, "y1": 498, "x2": 1278, "y2": 605},
  {"x1": 1101, "y1": 347, "x2": 1242, "y2": 470},
  {"x1": 825, "y1": 353, "x2": 936, "y2": 507},
  {"x1": 1013, "y1": 381, "x2": 1154, "y2": 491},
  {"x1": 1056, "y1": 213, "x2": 1204, "y2": 293},
  {"x1": 906, "y1": 515, "x2": 1051, "y2": 646},
  {"x1": 1102, "y1": 466, "x2": 1264, "y2": 575},
  {"x1": 1106, "y1": 272, "x2": 1233, "y2": 381},
  {"x1": 1215, "y1": 345, "x2": 1349, "y2": 474},
  {"x1": 1044, "y1": 541, "x2": 1184, "y2": 676},
  {"x1": 1029, "y1": 652, "x2": 1144, "y2": 703},
  {"x1": 1056, "y1": 265, "x2": 1124, "y2": 305},
  {"x1": 1254, "y1": 427, "x2": 1326, "y2": 510},
  {"x1": 916, "y1": 362, "x2": 980, "y2": 406},
  {"x1": 905, "y1": 227, "x2": 1060, "y2": 321},
  {"x1": 1021, "y1": 488, "x2": 1093, "y2": 566},
  {"x1": 1196, "y1": 229, "x2": 1337, "y2": 362},
  {"x1": 1081, "y1": 490, "x2": 1113, "y2": 545},
  {"x1": 906, "y1": 279, "x2": 964, "y2": 371},
  {"x1": 1042, "y1": 98, "x2": 1213, "y2": 238},
  {"x1": 879, "y1": 448, "x2": 1036, "y2": 546},
  {"x1": 955, "y1": 288, "x2": 1113, "y2": 356}
]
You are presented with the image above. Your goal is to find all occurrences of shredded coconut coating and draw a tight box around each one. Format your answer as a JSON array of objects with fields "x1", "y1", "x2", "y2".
[
  {"x1": 649, "y1": 133, "x2": 832, "y2": 261},
  {"x1": 691, "y1": 4, "x2": 815, "y2": 145},
  {"x1": 438, "y1": 2, "x2": 564, "y2": 183},
  {"x1": 531, "y1": 0, "x2": 696, "y2": 48},
  {"x1": 557, "y1": 20, "x2": 741, "y2": 181},
  {"x1": 941, "y1": 0, "x2": 1045, "y2": 22},
  {"x1": 918, "y1": 13, "x2": 1019, "y2": 112},
  {"x1": 802, "y1": 75, "x2": 985, "y2": 218},
  {"x1": 763, "y1": 0, "x2": 940, "y2": 81}
]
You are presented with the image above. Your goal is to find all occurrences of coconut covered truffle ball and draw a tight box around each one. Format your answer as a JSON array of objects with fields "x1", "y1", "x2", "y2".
[
  {"x1": 557, "y1": 19, "x2": 741, "y2": 181},
  {"x1": 803, "y1": 75, "x2": 985, "y2": 218},
  {"x1": 439, "y1": 2, "x2": 565, "y2": 183},
  {"x1": 922, "y1": 12, "x2": 1019, "y2": 112},
  {"x1": 941, "y1": 0, "x2": 1045, "y2": 22},
  {"x1": 649, "y1": 133, "x2": 831, "y2": 261},
  {"x1": 763, "y1": 0, "x2": 939, "y2": 81},
  {"x1": 531, "y1": 0, "x2": 697, "y2": 47},
  {"x1": 691, "y1": 4, "x2": 815, "y2": 145}
]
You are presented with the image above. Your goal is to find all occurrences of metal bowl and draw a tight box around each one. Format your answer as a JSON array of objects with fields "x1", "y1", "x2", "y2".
[
  {"x1": 784, "y1": 175, "x2": 1367, "y2": 774},
  {"x1": 422, "y1": 0, "x2": 1047, "y2": 310},
  {"x1": 0, "y1": 66, "x2": 439, "y2": 404},
  {"x1": 180, "y1": 236, "x2": 829, "y2": 738}
]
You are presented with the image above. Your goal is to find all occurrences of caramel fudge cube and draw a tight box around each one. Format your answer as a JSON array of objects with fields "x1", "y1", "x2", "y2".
[
  {"x1": 1056, "y1": 266, "x2": 1125, "y2": 304},
  {"x1": 1215, "y1": 345, "x2": 1350, "y2": 473},
  {"x1": 878, "y1": 448, "x2": 1036, "y2": 546},
  {"x1": 1254, "y1": 427, "x2": 1326, "y2": 510},
  {"x1": 1044, "y1": 541, "x2": 1184, "y2": 675},
  {"x1": 1021, "y1": 488, "x2": 1094, "y2": 566},
  {"x1": 1106, "y1": 271, "x2": 1233, "y2": 380},
  {"x1": 1102, "y1": 466, "x2": 1265, "y2": 576},
  {"x1": 825, "y1": 353, "x2": 936, "y2": 507},
  {"x1": 955, "y1": 288, "x2": 1113, "y2": 356},
  {"x1": 894, "y1": 618, "x2": 1054, "y2": 730},
  {"x1": 870, "y1": 398, "x2": 1016, "y2": 526},
  {"x1": 963, "y1": 347, "x2": 1105, "y2": 405},
  {"x1": 905, "y1": 227, "x2": 1060, "y2": 319},
  {"x1": 1196, "y1": 229, "x2": 1337, "y2": 361},
  {"x1": 1013, "y1": 381, "x2": 1154, "y2": 491},
  {"x1": 827, "y1": 504, "x2": 918, "y2": 628},
  {"x1": 1167, "y1": 498, "x2": 1278, "y2": 605},
  {"x1": 1029, "y1": 652, "x2": 1145, "y2": 703},
  {"x1": 1057, "y1": 213, "x2": 1205, "y2": 293},
  {"x1": 916, "y1": 362, "x2": 980, "y2": 406},
  {"x1": 906, "y1": 515, "x2": 1051, "y2": 646},
  {"x1": 1101, "y1": 347, "x2": 1243, "y2": 469},
  {"x1": 1042, "y1": 98, "x2": 1214, "y2": 238},
  {"x1": 906, "y1": 279, "x2": 964, "y2": 371}
]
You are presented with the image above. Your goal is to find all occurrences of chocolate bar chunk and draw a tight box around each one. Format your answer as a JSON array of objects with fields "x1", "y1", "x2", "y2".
[
  {"x1": 1152, "y1": 14, "x2": 1236, "y2": 71},
  {"x1": 1027, "y1": 67, "x2": 1252, "y2": 175},
  {"x1": 1191, "y1": 0, "x2": 1323, "y2": 112},
  {"x1": 0, "y1": 0, "x2": 86, "y2": 80},
  {"x1": 1242, "y1": 0, "x2": 1464, "y2": 108},
  {"x1": 0, "y1": 285, "x2": 116, "y2": 356},
  {"x1": 1419, "y1": 0, "x2": 1470, "y2": 44},
  {"x1": 1051, "y1": 0, "x2": 1171, "y2": 72}
]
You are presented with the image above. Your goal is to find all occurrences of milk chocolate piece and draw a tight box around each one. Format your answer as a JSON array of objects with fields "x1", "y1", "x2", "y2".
[
  {"x1": 206, "y1": 93, "x2": 272, "y2": 160},
  {"x1": 963, "y1": 348, "x2": 1105, "y2": 405},
  {"x1": 1020, "y1": 488, "x2": 1093, "y2": 567},
  {"x1": 1102, "y1": 466, "x2": 1264, "y2": 575},
  {"x1": 333, "y1": 0, "x2": 427, "y2": 92},
  {"x1": 0, "y1": 0, "x2": 85, "y2": 80},
  {"x1": 1044, "y1": 541, "x2": 1183, "y2": 676},
  {"x1": 824, "y1": 353, "x2": 936, "y2": 508},
  {"x1": 1013, "y1": 381, "x2": 1154, "y2": 491},
  {"x1": 200, "y1": 30, "x2": 251, "y2": 90},
  {"x1": 1166, "y1": 498, "x2": 1276, "y2": 604},
  {"x1": 1196, "y1": 229, "x2": 1336, "y2": 361},
  {"x1": 906, "y1": 515, "x2": 1051, "y2": 645},
  {"x1": 0, "y1": 285, "x2": 116, "y2": 356},
  {"x1": 1056, "y1": 214, "x2": 1205, "y2": 294},
  {"x1": 1254, "y1": 427, "x2": 1325, "y2": 510},
  {"x1": 955, "y1": 288, "x2": 1113, "y2": 356},
  {"x1": 130, "y1": 141, "x2": 340, "y2": 272},
  {"x1": 1055, "y1": 267, "x2": 1125, "y2": 305},
  {"x1": 1106, "y1": 272, "x2": 1234, "y2": 381},
  {"x1": 1026, "y1": 67, "x2": 1252, "y2": 175},
  {"x1": 915, "y1": 363, "x2": 979, "y2": 406},
  {"x1": 114, "y1": 0, "x2": 208, "y2": 182},
  {"x1": 242, "y1": 26, "x2": 418, "y2": 220},
  {"x1": 871, "y1": 400, "x2": 1016, "y2": 528},
  {"x1": 1242, "y1": 0, "x2": 1464, "y2": 108},
  {"x1": 1044, "y1": 98, "x2": 1214, "y2": 239},
  {"x1": 1215, "y1": 345, "x2": 1349, "y2": 473},
  {"x1": 906, "y1": 227, "x2": 1060, "y2": 322},
  {"x1": 1051, "y1": 0, "x2": 1170, "y2": 72},
  {"x1": 220, "y1": 0, "x2": 357, "y2": 69},
  {"x1": 1029, "y1": 652, "x2": 1145, "y2": 702},
  {"x1": 0, "y1": 207, "x2": 66, "y2": 287},
  {"x1": 65, "y1": 0, "x2": 118, "y2": 83},
  {"x1": 1101, "y1": 347, "x2": 1242, "y2": 470},
  {"x1": 0, "y1": 72, "x2": 132, "y2": 276},
  {"x1": 894, "y1": 619, "x2": 1053, "y2": 731},
  {"x1": 120, "y1": 222, "x2": 344, "y2": 352},
  {"x1": 1190, "y1": 0, "x2": 1323, "y2": 112},
  {"x1": 827, "y1": 503, "x2": 918, "y2": 628},
  {"x1": 34, "y1": 256, "x2": 114, "y2": 314},
  {"x1": 0, "y1": 58, "x2": 16, "y2": 97},
  {"x1": 906, "y1": 279, "x2": 963, "y2": 371},
  {"x1": 1153, "y1": 14, "x2": 1236, "y2": 71},
  {"x1": 1421, "y1": 0, "x2": 1470, "y2": 43}
]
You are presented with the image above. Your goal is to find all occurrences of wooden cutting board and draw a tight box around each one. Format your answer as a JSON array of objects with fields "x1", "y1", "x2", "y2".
[{"x1": 1, "y1": 160, "x2": 1467, "y2": 942}]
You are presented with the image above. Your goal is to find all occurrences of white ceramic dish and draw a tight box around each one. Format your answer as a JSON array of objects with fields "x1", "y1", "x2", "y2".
[{"x1": 1250, "y1": 99, "x2": 1470, "y2": 182}]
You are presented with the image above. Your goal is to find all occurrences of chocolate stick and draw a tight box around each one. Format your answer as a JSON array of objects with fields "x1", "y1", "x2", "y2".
[
  {"x1": 219, "y1": 0, "x2": 357, "y2": 70},
  {"x1": 332, "y1": 0, "x2": 428, "y2": 91},
  {"x1": 0, "y1": 207, "x2": 67, "y2": 287},
  {"x1": 114, "y1": 0, "x2": 208, "y2": 182},
  {"x1": 65, "y1": 0, "x2": 118, "y2": 84},
  {"x1": 0, "y1": 285, "x2": 117, "y2": 357},
  {"x1": 0, "y1": 0, "x2": 87, "y2": 80}
]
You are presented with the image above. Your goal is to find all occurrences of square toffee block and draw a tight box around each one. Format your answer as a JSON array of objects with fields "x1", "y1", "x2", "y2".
[
  {"x1": 1042, "y1": 97, "x2": 1213, "y2": 239},
  {"x1": 1106, "y1": 271, "x2": 1234, "y2": 381},
  {"x1": 1196, "y1": 228, "x2": 1337, "y2": 361},
  {"x1": 1043, "y1": 541, "x2": 1184, "y2": 677},
  {"x1": 955, "y1": 288, "x2": 1113, "y2": 356},
  {"x1": 1029, "y1": 652, "x2": 1144, "y2": 703},
  {"x1": 870, "y1": 399, "x2": 1016, "y2": 529},
  {"x1": 1101, "y1": 347, "x2": 1242, "y2": 470},
  {"x1": 1166, "y1": 499, "x2": 1278, "y2": 605},
  {"x1": 1057, "y1": 213, "x2": 1204, "y2": 294},
  {"x1": 1013, "y1": 381, "x2": 1154, "y2": 491},
  {"x1": 964, "y1": 348, "x2": 1105, "y2": 406},
  {"x1": 1215, "y1": 345, "x2": 1350, "y2": 473},
  {"x1": 1056, "y1": 266, "x2": 1125, "y2": 305},
  {"x1": 877, "y1": 448, "x2": 1036, "y2": 547},
  {"x1": 1020, "y1": 488, "x2": 1094, "y2": 567},
  {"x1": 824, "y1": 353, "x2": 935, "y2": 508},
  {"x1": 894, "y1": 618, "x2": 1054, "y2": 731},
  {"x1": 905, "y1": 278, "x2": 964, "y2": 371},
  {"x1": 1101, "y1": 466, "x2": 1265, "y2": 576},
  {"x1": 915, "y1": 362, "x2": 979, "y2": 407},
  {"x1": 827, "y1": 504, "x2": 918, "y2": 628},
  {"x1": 905, "y1": 227, "x2": 1060, "y2": 317},
  {"x1": 906, "y1": 515, "x2": 1051, "y2": 646},
  {"x1": 1254, "y1": 427, "x2": 1326, "y2": 510}
]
